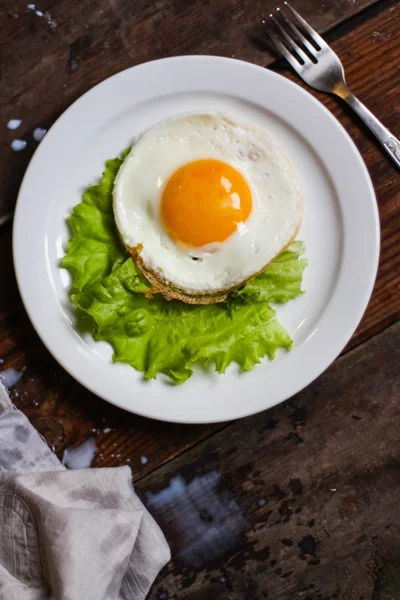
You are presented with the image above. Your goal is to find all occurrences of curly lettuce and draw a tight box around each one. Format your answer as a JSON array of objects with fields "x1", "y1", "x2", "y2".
[{"x1": 61, "y1": 155, "x2": 307, "y2": 383}]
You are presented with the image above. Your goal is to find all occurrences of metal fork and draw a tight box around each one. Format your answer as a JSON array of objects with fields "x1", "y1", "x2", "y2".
[{"x1": 267, "y1": 2, "x2": 400, "y2": 169}]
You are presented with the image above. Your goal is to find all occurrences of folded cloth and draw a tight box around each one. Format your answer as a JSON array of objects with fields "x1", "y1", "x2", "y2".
[{"x1": 0, "y1": 382, "x2": 170, "y2": 600}]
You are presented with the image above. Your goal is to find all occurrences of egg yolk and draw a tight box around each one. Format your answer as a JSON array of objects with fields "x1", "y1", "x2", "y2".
[{"x1": 161, "y1": 159, "x2": 252, "y2": 247}]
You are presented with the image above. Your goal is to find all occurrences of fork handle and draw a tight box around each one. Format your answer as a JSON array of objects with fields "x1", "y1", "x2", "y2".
[{"x1": 342, "y1": 91, "x2": 400, "y2": 169}]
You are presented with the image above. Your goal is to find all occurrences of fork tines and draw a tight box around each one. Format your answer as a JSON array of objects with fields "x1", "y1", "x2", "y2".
[{"x1": 268, "y1": 2, "x2": 326, "y2": 66}]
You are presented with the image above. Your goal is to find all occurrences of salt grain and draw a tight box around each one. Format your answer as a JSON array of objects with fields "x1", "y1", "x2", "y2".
[
  {"x1": 62, "y1": 437, "x2": 97, "y2": 469},
  {"x1": 11, "y1": 139, "x2": 27, "y2": 152},
  {"x1": 0, "y1": 367, "x2": 23, "y2": 388},
  {"x1": 33, "y1": 127, "x2": 46, "y2": 142},
  {"x1": 7, "y1": 119, "x2": 22, "y2": 130}
]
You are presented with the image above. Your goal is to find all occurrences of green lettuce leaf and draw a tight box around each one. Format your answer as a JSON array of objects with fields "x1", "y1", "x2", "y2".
[
  {"x1": 62, "y1": 153, "x2": 307, "y2": 383},
  {"x1": 231, "y1": 241, "x2": 308, "y2": 304},
  {"x1": 62, "y1": 157, "x2": 127, "y2": 292},
  {"x1": 72, "y1": 257, "x2": 293, "y2": 382}
]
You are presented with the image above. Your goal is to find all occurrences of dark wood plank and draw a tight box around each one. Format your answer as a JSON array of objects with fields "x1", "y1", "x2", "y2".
[
  {"x1": 0, "y1": 0, "x2": 380, "y2": 218},
  {"x1": 0, "y1": 1, "x2": 399, "y2": 474},
  {"x1": 136, "y1": 319, "x2": 400, "y2": 599}
]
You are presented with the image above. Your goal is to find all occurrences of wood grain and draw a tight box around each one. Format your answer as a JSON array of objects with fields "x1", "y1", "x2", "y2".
[
  {"x1": 136, "y1": 320, "x2": 400, "y2": 599},
  {"x1": 0, "y1": 0, "x2": 380, "y2": 217},
  {"x1": 0, "y1": 1, "x2": 398, "y2": 468}
]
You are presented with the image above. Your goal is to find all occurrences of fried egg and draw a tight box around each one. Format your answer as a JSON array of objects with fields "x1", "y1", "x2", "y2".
[{"x1": 113, "y1": 112, "x2": 303, "y2": 304}]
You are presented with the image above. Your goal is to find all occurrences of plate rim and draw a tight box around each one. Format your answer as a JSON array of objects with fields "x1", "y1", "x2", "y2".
[{"x1": 12, "y1": 55, "x2": 380, "y2": 423}]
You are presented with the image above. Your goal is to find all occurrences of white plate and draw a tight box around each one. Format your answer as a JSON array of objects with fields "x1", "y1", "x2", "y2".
[{"x1": 13, "y1": 56, "x2": 379, "y2": 424}]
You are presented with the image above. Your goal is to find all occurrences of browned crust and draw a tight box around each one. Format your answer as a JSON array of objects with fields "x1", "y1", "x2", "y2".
[
  {"x1": 127, "y1": 211, "x2": 302, "y2": 305},
  {"x1": 129, "y1": 244, "x2": 228, "y2": 304}
]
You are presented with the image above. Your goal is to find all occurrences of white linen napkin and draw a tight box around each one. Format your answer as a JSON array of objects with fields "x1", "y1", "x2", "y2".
[{"x1": 0, "y1": 381, "x2": 170, "y2": 600}]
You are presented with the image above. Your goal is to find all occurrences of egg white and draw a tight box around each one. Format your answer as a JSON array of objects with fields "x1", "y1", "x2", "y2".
[{"x1": 113, "y1": 112, "x2": 303, "y2": 298}]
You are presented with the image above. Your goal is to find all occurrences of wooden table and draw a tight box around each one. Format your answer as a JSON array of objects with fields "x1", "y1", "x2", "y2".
[{"x1": 1, "y1": 0, "x2": 399, "y2": 597}]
